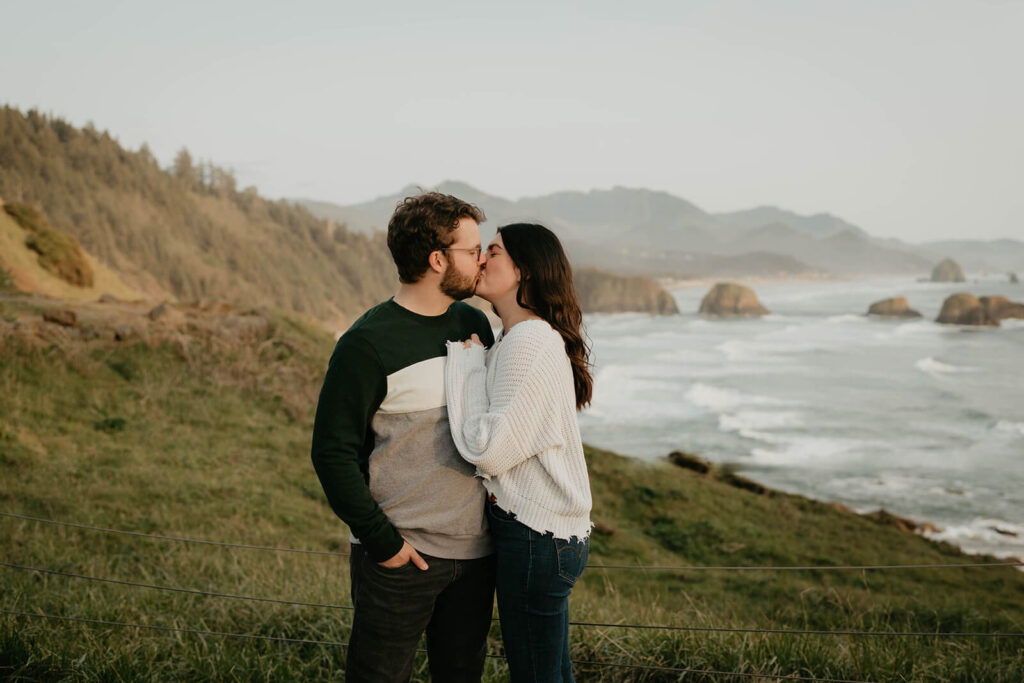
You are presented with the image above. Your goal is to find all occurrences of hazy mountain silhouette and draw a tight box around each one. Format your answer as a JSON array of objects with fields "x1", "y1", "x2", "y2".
[
  {"x1": 714, "y1": 206, "x2": 868, "y2": 239},
  {"x1": 297, "y1": 182, "x2": 1018, "y2": 278}
]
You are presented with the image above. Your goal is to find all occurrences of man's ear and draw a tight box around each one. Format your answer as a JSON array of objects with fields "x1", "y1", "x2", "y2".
[{"x1": 428, "y1": 250, "x2": 447, "y2": 275}]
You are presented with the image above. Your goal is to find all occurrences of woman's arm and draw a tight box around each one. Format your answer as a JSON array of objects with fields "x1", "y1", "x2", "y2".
[{"x1": 446, "y1": 325, "x2": 569, "y2": 477}]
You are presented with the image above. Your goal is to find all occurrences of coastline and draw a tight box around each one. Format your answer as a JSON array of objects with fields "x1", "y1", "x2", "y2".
[
  {"x1": 580, "y1": 277, "x2": 1024, "y2": 563},
  {"x1": 660, "y1": 449, "x2": 1024, "y2": 569}
]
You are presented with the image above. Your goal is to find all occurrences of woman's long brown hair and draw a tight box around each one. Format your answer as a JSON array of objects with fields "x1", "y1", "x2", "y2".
[{"x1": 497, "y1": 223, "x2": 593, "y2": 410}]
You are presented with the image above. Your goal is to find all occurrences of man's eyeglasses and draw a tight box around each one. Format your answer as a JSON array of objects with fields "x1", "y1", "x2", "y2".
[{"x1": 440, "y1": 247, "x2": 483, "y2": 259}]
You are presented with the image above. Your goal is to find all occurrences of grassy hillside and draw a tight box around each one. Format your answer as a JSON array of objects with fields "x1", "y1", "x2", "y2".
[
  {"x1": 0, "y1": 107, "x2": 396, "y2": 329},
  {"x1": 0, "y1": 206, "x2": 140, "y2": 301},
  {"x1": 1, "y1": 296, "x2": 1022, "y2": 681}
]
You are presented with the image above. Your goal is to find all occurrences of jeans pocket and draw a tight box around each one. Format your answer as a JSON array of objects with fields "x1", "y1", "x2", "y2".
[
  {"x1": 554, "y1": 537, "x2": 589, "y2": 585},
  {"x1": 486, "y1": 502, "x2": 519, "y2": 525}
]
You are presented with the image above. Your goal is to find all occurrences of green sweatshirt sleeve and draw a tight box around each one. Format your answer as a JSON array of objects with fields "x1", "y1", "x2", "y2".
[
  {"x1": 310, "y1": 332, "x2": 404, "y2": 561},
  {"x1": 475, "y1": 310, "x2": 496, "y2": 347}
]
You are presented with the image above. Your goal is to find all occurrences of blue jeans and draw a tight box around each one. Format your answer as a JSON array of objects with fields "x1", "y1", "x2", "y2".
[
  {"x1": 346, "y1": 544, "x2": 496, "y2": 683},
  {"x1": 487, "y1": 501, "x2": 589, "y2": 683}
]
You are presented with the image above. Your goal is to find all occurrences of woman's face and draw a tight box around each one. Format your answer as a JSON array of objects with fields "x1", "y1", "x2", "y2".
[{"x1": 474, "y1": 233, "x2": 520, "y2": 304}]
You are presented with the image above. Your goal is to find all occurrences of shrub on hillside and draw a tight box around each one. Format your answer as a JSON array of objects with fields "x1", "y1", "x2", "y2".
[
  {"x1": 0, "y1": 264, "x2": 13, "y2": 290},
  {"x1": 3, "y1": 201, "x2": 94, "y2": 287}
]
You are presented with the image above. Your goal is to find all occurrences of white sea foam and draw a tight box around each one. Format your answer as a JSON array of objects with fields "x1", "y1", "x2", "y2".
[
  {"x1": 716, "y1": 409, "x2": 802, "y2": 436},
  {"x1": 748, "y1": 434, "x2": 867, "y2": 466},
  {"x1": 825, "y1": 314, "x2": 867, "y2": 324},
  {"x1": 926, "y1": 519, "x2": 1024, "y2": 558},
  {"x1": 585, "y1": 365, "x2": 700, "y2": 422},
  {"x1": 684, "y1": 383, "x2": 793, "y2": 414},
  {"x1": 1003, "y1": 319, "x2": 1024, "y2": 330},
  {"x1": 879, "y1": 320, "x2": 943, "y2": 339},
  {"x1": 994, "y1": 421, "x2": 1024, "y2": 437},
  {"x1": 716, "y1": 319, "x2": 879, "y2": 362},
  {"x1": 914, "y1": 357, "x2": 978, "y2": 375}
]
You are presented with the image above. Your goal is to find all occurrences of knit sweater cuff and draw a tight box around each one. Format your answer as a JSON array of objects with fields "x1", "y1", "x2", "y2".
[{"x1": 445, "y1": 341, "x2": 489, "y2": 476}]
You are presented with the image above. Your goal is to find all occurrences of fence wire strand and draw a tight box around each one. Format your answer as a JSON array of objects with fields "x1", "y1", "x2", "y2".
[
  {"x1": 5, "y1": 511, "x2": 1022, "y2": 572},
  {"x1": 0, "y1": 511, "x2": 348, "y2": 557},
  {"x1": 1, "y1": 609, "x2": 875, "y2": 682},
  {"x1": 5, "y1": 562, "x2": 1022, "y2": 639}
]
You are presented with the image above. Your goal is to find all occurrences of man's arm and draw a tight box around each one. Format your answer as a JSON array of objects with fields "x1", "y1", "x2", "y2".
[
  {"x1": 471, "y1": 306, "x2": 496, "y2": 347},
  {"x1": 310, "y1": 333, "x2": 405, "y2": 562}
]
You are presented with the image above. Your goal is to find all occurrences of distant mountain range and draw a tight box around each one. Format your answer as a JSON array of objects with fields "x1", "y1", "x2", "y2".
[{"x1": 298, "y1": 182, "x2": 1023, "y2": 278}]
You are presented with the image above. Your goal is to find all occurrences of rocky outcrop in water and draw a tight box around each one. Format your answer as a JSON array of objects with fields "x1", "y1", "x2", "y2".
[
  {"x1": 934, "y1": 293, "x2": 1024, "y2": 326},
  {"x1": 930, "y1": 258, "x2": 965, "y2": 283},
  {"x1": 980, "y1": 296, "x2": 1024, "y2": 322},
  {"x1": 698, "y1": 282, "x2": 769, "y2": 317},
  {"x1": 864, "y1": 509, "x2": 943, "y2": 535},
  {"x1": 867, "y1": 297, "x2": 921, "y2": 318},
  {"x1": 1010, "y1": 272, "x2": 1019, "y2": 284},
  {"x1": 936, "y1": 293, "x2": 996, "y2": 326},
  {"x1": 573, "y1": 268, "x2": 679, "y2": 315}
]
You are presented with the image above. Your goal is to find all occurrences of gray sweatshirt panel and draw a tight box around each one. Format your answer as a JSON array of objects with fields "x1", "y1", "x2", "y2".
[{"x1": 350, "y1": 406, "x2": 493, "y2": 560}]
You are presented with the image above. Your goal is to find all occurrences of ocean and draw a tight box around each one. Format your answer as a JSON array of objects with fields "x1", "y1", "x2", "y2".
[{"x1": 578, "y1": 276, "x2": 1024, "y2": 559}]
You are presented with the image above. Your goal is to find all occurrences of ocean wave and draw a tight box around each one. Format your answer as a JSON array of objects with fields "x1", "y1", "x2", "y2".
[
  {"x1": 748, "y1": 435, "x2": 863, "y2": 465},
  {"x1": 684, "y1": 383, "x2": 793, "y2": 413},
  {"x1": 926, "y1": 519, "x2": 1024, "y2": 546},
  {"x1": 716, "y1": 319, "x2": 880, "y2": 362},
  {"x1": 994, "y1": 421, "x2": 1024, "y2": 437},
  {"x1": 889, "y1": 320, "x2": 943, "y2": 337},
  {"x1": 825, "y1": 314, "x2": 867, "y2": 324},
  {"x1": 718, "y1": 410, "x2": 804, "y2": 442},
  {"x1": 585, "y1": 366, "x2": 702, "y2": 422},
  {"x1": 914, "y1": 357, "x2": 979, "y2": 375},
  {"x1": 1003, "y1": 319, "x2": 1024, "y2": 330}
]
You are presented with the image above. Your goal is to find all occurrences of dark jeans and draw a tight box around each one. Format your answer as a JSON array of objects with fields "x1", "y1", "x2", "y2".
[
  {"x1": 487, "y1": 501, "x2": 589, "y2": 683},
  {"x1": 346, "y1": 544, "x2": 496, "y2": 683}
]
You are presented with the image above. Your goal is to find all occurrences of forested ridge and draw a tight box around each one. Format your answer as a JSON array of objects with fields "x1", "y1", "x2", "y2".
[
  {"x1": 0, "y1": 107, "x2": 679, "y2": 321},
  {"x1": 0, "y1": 107, "x2": 396, "y2": 327}
]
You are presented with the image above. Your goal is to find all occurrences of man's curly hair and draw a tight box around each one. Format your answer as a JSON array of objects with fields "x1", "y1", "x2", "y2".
[{"x1": 387, "y1": 192, "x2": 485, "y2": 283}]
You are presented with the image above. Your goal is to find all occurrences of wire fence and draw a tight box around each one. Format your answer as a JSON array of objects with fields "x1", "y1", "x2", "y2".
[
  {"x1": 5, "y1": 511, "x2": 1021, "y2": 572},
  {"x1": 3, "y1": 562, "x2": 1021, "y2": 639},
  {"x1": 4, "y1": 509, "x2": 1023, "y2": 681},
  {"x1": 0, "y1": 610, "x2": 875, "y2": 683}
]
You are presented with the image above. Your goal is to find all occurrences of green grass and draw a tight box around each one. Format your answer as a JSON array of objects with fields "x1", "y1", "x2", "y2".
[{"x1": 2, "y1": 300, "x2": 1022, "y2": 681}]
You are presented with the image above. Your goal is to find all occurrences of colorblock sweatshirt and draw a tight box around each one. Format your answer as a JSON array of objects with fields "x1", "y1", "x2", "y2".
[
  {"x1": 311, "y1": 298, "x2": 495, "y2": 561},
  {"x1": 445, "y1": 319, "x2": 593, "y2": 541}
]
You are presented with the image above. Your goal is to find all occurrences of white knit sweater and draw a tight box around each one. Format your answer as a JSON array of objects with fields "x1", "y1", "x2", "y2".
[{"x1": 445, "y1": 319, "x2": 593, "y2": 541}]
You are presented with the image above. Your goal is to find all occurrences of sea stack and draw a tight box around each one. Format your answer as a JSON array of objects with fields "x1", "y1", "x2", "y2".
[
  {"x1": 699, "y1": 282, "x2": 769, "y2": 317},
  {"x1": 935, "y1": 293, "x2": 997, "y2": 326},
  {"x1": 931, "y1": 259, "x2": 965, "y2": 283},
  {"x1": 867, "y1": 297, "x2": 922, "y2": 318},
  {"x1": 573, "y1": 268, "x2": 680, "y2": 315},
  {"x1": 980, "y1": 296, "x2": 1024, "y2": 321}
]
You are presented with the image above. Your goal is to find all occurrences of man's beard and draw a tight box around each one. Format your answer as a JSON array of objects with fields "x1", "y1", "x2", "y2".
[{"x1": 439, "y1": 264, "x2": 478, "y2": 301}]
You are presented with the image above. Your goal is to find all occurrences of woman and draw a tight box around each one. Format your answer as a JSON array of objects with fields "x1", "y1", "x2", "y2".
[{"x1": 445, "y1": 223, "x2": 593, "y2": 683}]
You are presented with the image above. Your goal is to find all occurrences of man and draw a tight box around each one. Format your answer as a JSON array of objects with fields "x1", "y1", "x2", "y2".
[{"x1": 311, "y1": 192, "x2": 496, "y2": 682}]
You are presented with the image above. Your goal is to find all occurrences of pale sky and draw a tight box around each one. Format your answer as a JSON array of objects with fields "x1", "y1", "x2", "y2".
[{"x1": 2, "y1": 0, "x2": 1022, "y2": 242}]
